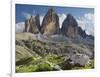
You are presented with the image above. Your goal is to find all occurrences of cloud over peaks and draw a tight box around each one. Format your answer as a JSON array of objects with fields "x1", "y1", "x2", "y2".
[
  {"x1": 16, "y1": 22, "x2": 25, "y2": 33},
  {"x1": 22, "y1": 12, "x2": 31, "y2": 19},
  {"x1": 77, "y1": 13, "x2": 94, "y2": 36},
  {"x1": 58, "y1": 14, "x2": 66, "y2": 28}
]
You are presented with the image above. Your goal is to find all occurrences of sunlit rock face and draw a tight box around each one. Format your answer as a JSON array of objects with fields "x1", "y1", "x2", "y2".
[
  {"x1": 40, "y1": 8, "x2": 60, "y2": 36},
  {"x1": 24, "y1": 14, "x2": 40, "y2": 34}
]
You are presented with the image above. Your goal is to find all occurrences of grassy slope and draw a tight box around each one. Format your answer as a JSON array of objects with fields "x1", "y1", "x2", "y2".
[{"x1": 15, "y1": 33, "x2": 94, "y2": 73}]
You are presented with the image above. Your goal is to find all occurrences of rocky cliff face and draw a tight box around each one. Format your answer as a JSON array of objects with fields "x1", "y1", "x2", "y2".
[
  {"x1": 78, "y1": 27, "x2": 87, "y2": 38},
  {"x1": 61, "y1": 14, "x2": 78, "y2": 38},
  {"x1": 40, "y1": 8, "x2": 60, "y2": 36},
  {"x1": 24, "y1": 14, "x2": 40, "y2": 34}
]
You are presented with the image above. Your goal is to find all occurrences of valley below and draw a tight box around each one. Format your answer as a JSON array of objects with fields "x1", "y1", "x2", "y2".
[{"x1": 16, "y1": 32, "x2": 94, "y2": 73}]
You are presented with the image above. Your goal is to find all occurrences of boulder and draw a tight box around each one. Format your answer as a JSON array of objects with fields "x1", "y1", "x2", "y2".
[{"x1": 70, "y1": 53, "x2": 90, "y2": 66}]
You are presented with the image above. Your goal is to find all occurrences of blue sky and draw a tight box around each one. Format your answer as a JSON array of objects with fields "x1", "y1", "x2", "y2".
[
  {"x1": 16, "y1": 4, "x2": 94, "y2": 23},
  {"x1": 15, "y1": 4, "x2": 94, "y2": 36}
]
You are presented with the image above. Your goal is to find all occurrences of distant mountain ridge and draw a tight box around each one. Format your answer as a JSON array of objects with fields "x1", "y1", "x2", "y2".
[{"x1": 22, "y1": 8, "x2": 94, "y2": 40}]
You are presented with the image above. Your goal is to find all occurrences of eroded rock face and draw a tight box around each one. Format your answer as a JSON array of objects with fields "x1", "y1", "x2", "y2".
[
  {"x1": 24, "y1": 14, "x2": 40, "y2": 34},
  {"x1": 78, "y1": 27, "x2": 87, "y2": 38},
  {"x1": 61, "y1": 14, "x2": 78, "y2": 38},
  {"x1": 40, "y1": 8, "x2": 60, "y2": 36}
]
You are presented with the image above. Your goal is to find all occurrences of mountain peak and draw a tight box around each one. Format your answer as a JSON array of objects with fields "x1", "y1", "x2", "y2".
[
  {"x1": 40, "y1": 8, "x2": 60, "y2": 36},
  {"x1": 24, "y1": 14, "x2": 40, "y2": 34},
  {"x1": 67, "y1": 14, "x2": 74, "y2": 19},
  {"x1": 61, "y1": 14, "x2": 78, "y2": 38}
]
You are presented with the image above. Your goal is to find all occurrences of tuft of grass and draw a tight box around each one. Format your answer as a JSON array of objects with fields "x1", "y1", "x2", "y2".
[
  {"x1": 16, "y1": 54, "x2": 63, "y2": 73},
  {"x1": 36, "y1": 62, "x2": 53, "y2": 71},
  {"x1": 44, "y1": 54, "x2": 63, "y2": 64},
  {"x1": 16, "y1": 65, "x2": 38, "y2": 73},
  {"x1": 16, "y1": 55, "x2": 94, "y2": 73}
]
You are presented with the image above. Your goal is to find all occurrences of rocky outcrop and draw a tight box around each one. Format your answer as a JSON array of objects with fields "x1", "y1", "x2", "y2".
[
  {"x1": 70, "y1": 53, "x2": 90, "y2": 66},
  {"x1": 62, "y1": 53, "x2": 90, "y2": 70},
  {"x1": 86, "y1": 35, "x2": 94, "y2": 40},
  {"x1": 40, "y1": 8, "x2": 60, "y2": 36},
  {"x1": 61, "y1": 14, "x2": 78, "y2": 38},
  {"x1": 78, "y1": 27, "x2": 87, "y2": 38},
  {"x1": 24, "y1": 14, "x2": 40, "y2": 34}
]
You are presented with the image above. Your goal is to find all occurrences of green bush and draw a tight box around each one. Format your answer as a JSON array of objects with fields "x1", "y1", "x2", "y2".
[
  {"x1": 16, "y1": 57, "x2": 33, "y2": 66},
  {"x1": 36, "y1": 62, "x2": 53, "y2": 71},
  {"x1": 16, "y1": 54, "x2": 64, "y2": 73},
  {"x1": 16, "y1": 62, "x2": 54, "y2": 72},
  {"x1": 16, "y1": 65, "x2": 38, "y2": 73},
  {"x1": 44, "y1": 54, "x2": 63, "y2": 64}
]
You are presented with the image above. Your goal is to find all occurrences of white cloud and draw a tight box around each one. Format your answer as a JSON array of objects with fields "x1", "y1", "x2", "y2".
[
  {"x1": 22, "y1": 12, "x2": 44, "y2": 25},
  {"x1": 16, "y1": 22, "x2": 25, "y2": 33},
  {"x1": 84, "y1": 13, "x2": 94, "y2": 21},
  {"x1": 77, "y1": 19, "x2": 86, "y2": 30},
  {"x1": 58, "y1": 14, "x2": 66, "y2": 28},
  {"x1": 77, "y1": 13, "x2": 94, "y2": 36},
  {"x1": 40, "y1": 15, "x2": 44, "y2": 25},
  {"x1": 22, "y1": 12, "x2": 31, "y2": 19}
]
